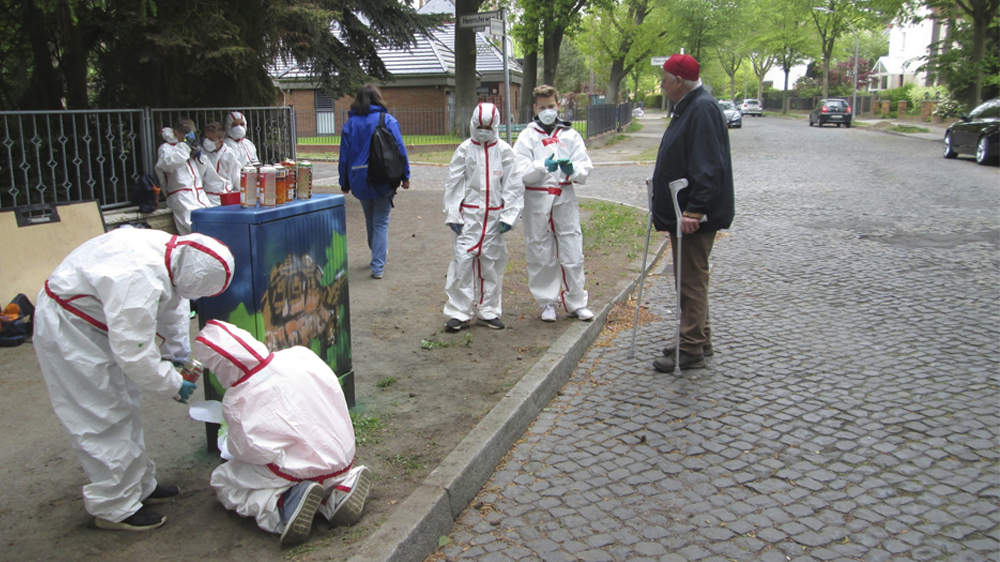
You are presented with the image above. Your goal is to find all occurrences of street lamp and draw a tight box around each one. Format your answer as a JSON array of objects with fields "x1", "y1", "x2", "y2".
[{"x1": 814, "y1": 6, "x2": 858, "y2": 119}]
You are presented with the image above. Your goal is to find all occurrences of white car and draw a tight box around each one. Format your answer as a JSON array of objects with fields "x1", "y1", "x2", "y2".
[{"x1": 740, "y1": 99, "x2": 763, "y2": 117}]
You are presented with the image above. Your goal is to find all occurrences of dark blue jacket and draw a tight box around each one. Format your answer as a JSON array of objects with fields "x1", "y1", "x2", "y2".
[
  {"x1": 651, "y1": 87, "x2": 735, "y2": 233},
  {"x1": 338, "y1": 105, "x2": 410, "y2": 200}
]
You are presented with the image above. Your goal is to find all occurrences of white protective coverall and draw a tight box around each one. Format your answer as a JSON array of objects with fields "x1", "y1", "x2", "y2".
[
  {"x1": 224, "y1": 111, "x2": 261, "y2": 168},
  {"x1": 155, "y1": 127, "x2": 209, "y2": 233},
  {"x1": 193, "y1": 320, "x2": 364, "y2": 533},
  {"x1": 202, "y1": 141, "x2": 241, "y2": 206},
  {"x1": 34, "y1": 229, "x2": 235, "y2": 523},
  {"x1": 443, "y1": 103, "x2": 524, "y2": 322},
  {"x1": 512, "y1": 120, "x2": 594, "y2": 312}
]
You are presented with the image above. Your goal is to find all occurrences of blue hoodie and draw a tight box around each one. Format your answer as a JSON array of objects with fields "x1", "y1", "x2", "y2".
[{"x1": 338, "y1": 105, "x2": 410, "y2": 200}]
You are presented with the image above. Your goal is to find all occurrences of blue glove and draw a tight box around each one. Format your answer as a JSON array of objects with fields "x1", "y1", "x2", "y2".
[
  {"x1": 558, "y1": 159, "x2": 574, "y2": 176},
  {"x1": 176, "y1": 380, "x2": 197, "y2": 404},
  {"x1": 544, "y1": 154, "x2": 559, "y2": 172},
  {"x1": 448, "y1": 223, "x2": 463, "y2": 234},
  {"x1": 500, "y1": 222, "x2": 512, "y2": 234}
]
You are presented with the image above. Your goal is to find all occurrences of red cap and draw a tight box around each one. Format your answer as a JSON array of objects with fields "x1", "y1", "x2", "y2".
[{"x1": 663, "y1": 54, "x2": 700, "y2": 81}]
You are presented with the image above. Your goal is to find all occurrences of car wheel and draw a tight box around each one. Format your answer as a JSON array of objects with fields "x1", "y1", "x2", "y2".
[
  {"x1": 808, "y1": 117, "x2": 813, "y2": 126},
  {"x1": 836, "y1": 123, "x2": 842, "y2": 128},
  {"x1": 845, "y1": 121, "x2": 851, "y2": 128},
  {"x1": 943, "y1": 132, "x2": 958, "y2": 159},
  {"x1": 975, "y1": 135, "x2": 996, "y2": 165}
]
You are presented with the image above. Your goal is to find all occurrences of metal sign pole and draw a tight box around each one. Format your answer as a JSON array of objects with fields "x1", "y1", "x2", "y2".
[{"x1": 502, "y1": 9, "x2": 512, "y2": 145}]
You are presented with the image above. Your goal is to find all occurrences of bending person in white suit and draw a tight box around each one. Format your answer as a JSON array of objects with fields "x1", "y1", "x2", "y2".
[{"x1": 192, "y1": 320, "x2": 372, "y2": 546}]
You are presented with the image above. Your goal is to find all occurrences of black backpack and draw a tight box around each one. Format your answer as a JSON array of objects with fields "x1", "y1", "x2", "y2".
[
  {"x1": 131, "y1": 173, "x2": 160, "y2": 214},
  {"x1": 367, "y1": 112, "x2": 406, "y2": 193}
]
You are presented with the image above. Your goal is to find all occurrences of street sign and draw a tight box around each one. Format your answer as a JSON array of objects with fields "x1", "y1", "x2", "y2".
[
  {"x1": 651, "y1": 56, "x2": 668, "y2": 66},
  {"x1": 489, "y1": 18, "x2": 504, "y2": 36},
  {"x1": 458, "y1": 11, "x2": 500, "y2": 28}
]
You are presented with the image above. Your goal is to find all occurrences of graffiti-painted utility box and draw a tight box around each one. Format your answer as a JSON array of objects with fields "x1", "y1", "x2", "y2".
[{"x1": 192, "y1": 195, "x2": 352, "y2": 450}]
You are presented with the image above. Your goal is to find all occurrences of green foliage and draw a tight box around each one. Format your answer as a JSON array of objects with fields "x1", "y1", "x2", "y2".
[
  {"x1": 579, "y1": 200, "x2": 647, "y2": 259},
  {"x1": 350, "y1": 411, "x2": 388, "y2": 445},
  {"x1": 888, "y1": 125, "x2": 930, "y2": 133},
  {"x1": 933, "y1": 95, "x2": 967, "y2": 118},
  {"x1": 876, "y1": 84, "x2": 916, "y2": 113},
  {"x1": 421, "y1": 338, "x2": 453, "y2": 349},
  {"x1": 644, "y1": 94, "x2": 663, "y2": 107},
  {"x1": 387, "y1": 453, "x2": 427, "y2": 473},
  {"x1": 376, "y1": 376, "x2": 396, "y2": 388},
  {"x1": 916, "y1": 0, "x2": 1000, "y2": 106},
  {"x1": 6, "y1": 0, "x2": 443, "y2": 109}
]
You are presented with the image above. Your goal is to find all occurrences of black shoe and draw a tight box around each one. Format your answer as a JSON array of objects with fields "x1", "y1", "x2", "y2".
[
  {"x1": 653, "y1": 351, "x2": 706, "y2": 373},
  {"x1": 143, "y1": 484, "x2": 180, "y2": 504},
  {"x1": 444, "y1": 318, "x2": 469, "y2": 332},
  {"x1": 478, "y1": 317, "x2": 505, "y2": 330},
  {"x1": 95, "y1": 507, "x2": 167, "y2": 531},
  {"x1": 662, "y1": 343, "x2": 713, "y2": 357}
]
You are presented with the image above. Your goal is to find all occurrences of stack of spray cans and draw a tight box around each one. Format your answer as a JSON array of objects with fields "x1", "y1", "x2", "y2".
[{"x1": 240, "y1": 160, "x2": 313, "y2": 208}]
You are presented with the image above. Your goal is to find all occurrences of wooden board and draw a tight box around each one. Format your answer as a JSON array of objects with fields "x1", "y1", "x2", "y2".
[{"x1": 0, "y1": 201, "x2": 106, "y2": 303}]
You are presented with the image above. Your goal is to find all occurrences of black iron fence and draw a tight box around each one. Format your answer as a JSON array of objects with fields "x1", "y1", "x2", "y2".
[{"x1": 1, "y1": 106, "x2": 294, "y2": 212}]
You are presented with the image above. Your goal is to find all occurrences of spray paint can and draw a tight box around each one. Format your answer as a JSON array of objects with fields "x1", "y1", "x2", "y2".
[
  {"x1": 173, "y1": 358, "x2": 204, "y2": 402},
  {"x1": 282, "y1": 160, "x2": 297, "y2": 202},
  {"x1": 296, "y1": 161, "x2": 313, "y2": 199},
  {"x1": 240, "y1": 166, "x2": 258, "y2": 207},
  {"x1": 260, "y1": 166, "x2": 277, "y2": 207},
  {"x1": 274, "y1": 165, "x2": 288, "y2": 205}
]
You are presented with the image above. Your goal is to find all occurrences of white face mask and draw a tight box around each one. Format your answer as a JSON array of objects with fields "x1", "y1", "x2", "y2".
[
  {"x1": 202, "y1": 138, "x2": 219, "y2": 152},
  {"x1": 475, "y1": 129, "x2": 495, "y2": 143},
  {"x1": 230, "y1": 125, "x2": 246, "y2": 140},
  {"x1": 538, "y1": 109, "x2": 559, "y2": 125}
]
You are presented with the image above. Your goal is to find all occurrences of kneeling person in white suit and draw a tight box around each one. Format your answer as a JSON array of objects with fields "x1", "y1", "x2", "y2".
[{"x1": 192, "y1": 320, "x2": 371, "y2": 546}]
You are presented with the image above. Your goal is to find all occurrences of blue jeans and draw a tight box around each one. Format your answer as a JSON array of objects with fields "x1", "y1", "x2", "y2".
[{"x1": 359, "y1": 196, "x2": 392, "y2": 276}]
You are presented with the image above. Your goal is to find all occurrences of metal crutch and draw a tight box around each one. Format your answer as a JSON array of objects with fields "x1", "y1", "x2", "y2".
[
  {"x1": 628, "y1": 178, "x2": 655, "y2": 358},
  {"x1": 667, "y1": 178, "x2": 690, "y2": 376}
]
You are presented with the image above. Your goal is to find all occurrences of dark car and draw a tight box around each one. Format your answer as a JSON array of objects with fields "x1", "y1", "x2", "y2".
[
  {"x1": 718, "y1": 100, "x2": 742, "y2": 129},
  {"x1": 809, "y1": 99, "x2": 852, "y2": 127},
  {"x1": 943, "y1": 97, "x2": 1000, "y2": 165}
]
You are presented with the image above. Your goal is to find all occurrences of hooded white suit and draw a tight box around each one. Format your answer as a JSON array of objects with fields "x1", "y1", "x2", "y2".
[
  {"x1": 443, "y1": 103, "x2": 524, "y2": 322},
  {"x1": 155, "y1": 128, "x2": 209, "y2": 233},
  {"x1": 34, "y1": 229, "x2": 234, "y2": 523},
  {"x1": 193, "y1": 320, "x2": 364, "y2": 533},
  {"x1": 202, "y1": 142, "x2": 241, "y2": 206},
  {"x1": 224, "y1": 111, "x2": 260, "y2": 168},
  {"x1": 512, "y1": 119, "x2": 594, "y2": 313}
]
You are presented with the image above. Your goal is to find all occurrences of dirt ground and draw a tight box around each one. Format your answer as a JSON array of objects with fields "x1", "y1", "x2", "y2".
[{"x1": 0, "y1": 179, "x2": 665, "y2": 560}]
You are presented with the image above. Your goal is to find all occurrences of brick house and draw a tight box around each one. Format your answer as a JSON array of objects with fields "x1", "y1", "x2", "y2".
[{"x1": 272, "y1": 0, "x2": 522, "y2": 137}]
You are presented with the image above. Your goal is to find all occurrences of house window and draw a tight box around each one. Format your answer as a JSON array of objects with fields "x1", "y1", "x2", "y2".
[{"x1": 315, "y1": 92, "x2": 336, "y2": 136}]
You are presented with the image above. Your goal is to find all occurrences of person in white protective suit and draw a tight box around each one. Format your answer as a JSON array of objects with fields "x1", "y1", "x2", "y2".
[
  {"x1": 198, "y1": 121, "x2": 240, "y2": 206},
  {"x1": 155, "y1": 118, "x2": 210, "y2": 233},
  {"x1": 224, "y1": 111, "x2": 260, "y2": 168},
  {"x1": 442, "y1": 103, "x2": 525, "y2": 331},
  {"x1": 192, "y1": 320, "x2": 372, "y2": 546},
  {"x1": 33, "y1": 229, "x2": 235, "y2": 531},
  {"x1": 512, "y1": 84, "x2": 595, "y2": 323}
]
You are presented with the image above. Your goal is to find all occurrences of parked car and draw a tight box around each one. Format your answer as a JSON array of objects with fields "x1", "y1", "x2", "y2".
[
  {"x1": 809, "y1": 99, "x2": 852, "y2": 127},
  {"x1": 718, "y1": 100, "x2": 742, "y2": 129},
  {"x1": 741, "y1": 99, "x2": 763, "y2": 117},
  {"x1": 943, "y1": 97, "x2": 999, "y2": 166},
  {"x1": 632, "y1": 107, "x2": 645, "y2": 118}
]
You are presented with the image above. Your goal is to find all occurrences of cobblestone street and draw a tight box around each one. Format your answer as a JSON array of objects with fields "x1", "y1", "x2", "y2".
[{"x1": 428, "y1": 116, "x2": 1000, "y2": 562}]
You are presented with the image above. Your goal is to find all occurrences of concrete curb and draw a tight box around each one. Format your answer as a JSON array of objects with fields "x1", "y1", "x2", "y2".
[{"x1": 347, "y1": 234, "x2": 671, "y2": 562}]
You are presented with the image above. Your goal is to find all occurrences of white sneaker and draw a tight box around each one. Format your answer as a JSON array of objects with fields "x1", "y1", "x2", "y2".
[
  {"x1": 329, "y1": 466, "x2": 373, "y2": 527},
  {"x1": 571, "y1": 307, "x2": 594, "y2": 321},
  {"x1": 541, "y1": 305, "x2": 557, "y2": 322}
]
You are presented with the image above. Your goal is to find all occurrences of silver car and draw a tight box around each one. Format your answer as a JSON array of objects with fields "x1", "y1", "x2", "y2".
[
  {"x1": 741, "y1": 99, "x2": 763, "y2": 117},
  {"x1": 718, "y1": 100, "x2": 742, "y2": 129}
]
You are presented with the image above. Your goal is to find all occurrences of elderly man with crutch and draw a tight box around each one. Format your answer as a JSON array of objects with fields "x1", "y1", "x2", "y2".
[{"x1": 649, "y1": 53, "x2": 735, "y2": 373}]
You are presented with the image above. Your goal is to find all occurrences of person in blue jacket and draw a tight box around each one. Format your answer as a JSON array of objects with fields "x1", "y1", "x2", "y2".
[{"x1": 339, "y1": 85, "x2": 411, "y2": 279}]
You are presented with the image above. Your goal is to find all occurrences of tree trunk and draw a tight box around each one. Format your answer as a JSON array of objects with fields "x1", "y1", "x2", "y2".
[
  {"x1": 454, "y1": 0, "x2": 483, "y2": 137},
  {"x1": 542, "y1": 24, "x2": 564, "y2": 86},
  {"x1": 60, "y1": 1, "x2": 89, "y2": 110},
  {"x1": 783, "y1": 68, "x2": 791, "y2": 113},
  {"x1": 607, "y1": 59, "x2": 627, "y2": 105},
  {"x1": 969, "y1": 8, "x2": 987, "y2": 107},
  {"x1": 22, "y1": 1, "x2": 64, "y2": 110},
  {"x1": 521, "y1": 51, "x2": 538, "y2": 121},
  {"x1": 822, "y1": 55, "x2": 830, "y2": 99}
]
